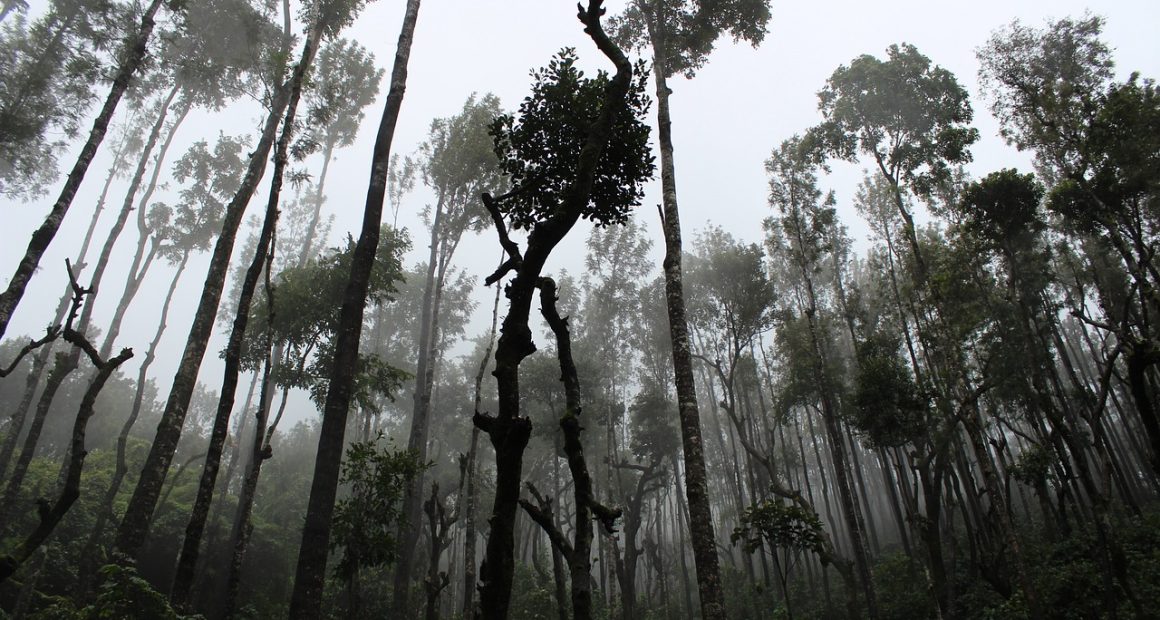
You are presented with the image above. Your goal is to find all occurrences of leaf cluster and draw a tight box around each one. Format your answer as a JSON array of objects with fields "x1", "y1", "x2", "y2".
[
  {"x1": 809, "y1": 43, "x2": 978, "y2": 199},
  {"x1": 330, "y1": 434, "x2": 427, "y2": 580},
  {"x1": 732, "y1": 498, "x2": 825, "y2": 557},
  {"x1": 488, "y1": 48, "x2": 654, "y2": 230}
]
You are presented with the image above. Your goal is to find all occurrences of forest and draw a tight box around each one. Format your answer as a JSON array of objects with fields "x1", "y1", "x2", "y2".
[{"x1": 0, "y1": 0, "x2": 1158, "y2": 618}]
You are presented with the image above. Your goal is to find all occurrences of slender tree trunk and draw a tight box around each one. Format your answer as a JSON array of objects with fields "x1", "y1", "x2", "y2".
[
  {"x1": 288, "y1": 1, "x2": 422, "y2": 615},
  {"x1": 77, "y1": 250, "x2": 190, "y2": 595},
  {"x1": 0, "y1": 0, "x2": 164, "y2": 339},
  {"x1": 111, "y1": 40, "x2": 300, "y2": 561},
  {"x1": 392, "y1": 196, "x2": 446, "y2": 615},
  {"x1": 169, "y1": 56, "x2": 305, "y2": 603},
  {"x1": 463, "y1": 278, "x2": 501, "y2": 619},
  {"x1": 647, "y1": 24, "x2": 726, "y2": 620},
  {"x1": 98, "y1": 97, "x2": 193, "y2": 359},
  {"x1": 296, "y1": 139, "x2": 336, "y2": 266},
  {"x1": 220, "y1": 354, "x2": 278, "y2": 620}
]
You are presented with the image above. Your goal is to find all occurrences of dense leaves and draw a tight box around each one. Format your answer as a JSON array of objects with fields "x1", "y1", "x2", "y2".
[{"x1": 489, "y1": 48, "x2": 654, "y2": 230}]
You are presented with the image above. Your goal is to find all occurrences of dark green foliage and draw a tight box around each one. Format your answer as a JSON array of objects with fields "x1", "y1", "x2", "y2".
[
  {"x1": 957, "y1": 169, "x2": 1046, "y2": 247},
  {"x1": 871, "y1": 553, "x2": 939, "y2": 620},
  {"x1": 27, "y1": 563, "x2": 200, "y2": 619},
  {"x1": 240, "y1": 226, "x2": 410, "y2": 411},
  {"x1": 851, "y1": 330, "x2": 928, "y2": 448},
  {"x1": 732, "y1": 498, "x2": 825, "y2": 557},
  {"x1": 329, "y1": 435, "x2": 426, "y2": 581},
  {"x1": 489, "y1": 48, "x2": 654, "y2": 230},
  {"x1": 627, "y1": 387, "x2": 681, "y2": 461},
  {"x1": 1008, "y1": 444, "x2": 1055, "y2": 488}
]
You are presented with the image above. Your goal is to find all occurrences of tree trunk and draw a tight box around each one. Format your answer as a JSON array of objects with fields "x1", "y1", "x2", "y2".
[
  {"x1": 169, "y1": 51, "x2": 307, "y2": 603},
  {"x1": 111, "y1": 40, "x2": 301, "y2": 561},
  {"x1": 287, "y1": 1, "x2": 422, "y2": 615},
  {"x1": 0, "y1": 0, "x2": 164, "y2": 339},
  {"x1": 647, "y1": 24, "x2": 726, "y2": 620},
  {"x1": 392, "y1": 195, "x2": 446, "y2": 616}
]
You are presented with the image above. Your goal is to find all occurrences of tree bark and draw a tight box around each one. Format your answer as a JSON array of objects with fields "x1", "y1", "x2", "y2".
[
  {"x1": 646, "y1": 14, "x2": 727, "y2": 619},
  {"x1": 287, "y1": 0, "x2": 422, "y2": 615}
]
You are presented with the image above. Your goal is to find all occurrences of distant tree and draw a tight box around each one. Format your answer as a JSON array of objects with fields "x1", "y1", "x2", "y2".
[
  {"x1": 807, "y1": 42, "x2": 978, "y2": 279},
  {"x1": 0, "y1": 0, "x2": 125, "y2": 199}
]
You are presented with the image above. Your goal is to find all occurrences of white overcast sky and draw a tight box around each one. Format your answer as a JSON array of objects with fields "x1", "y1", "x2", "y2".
[{"x1": 3, "y1": 0, "x2": 1158, "y2": 415}]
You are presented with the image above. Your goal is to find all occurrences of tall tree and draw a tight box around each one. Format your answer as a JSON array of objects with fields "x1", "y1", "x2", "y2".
[
  {"x1": 766, "y1": 137, "x2": 878, "y2": 616},
  {"x1": 288, "y1": 0, "x2": 423, "y2": 614},
  {"x1": 391, "y1": 92, "x2": 505, "y2": 615},
  {"x1": 611, "y1": 3, "x2": 772, "y2": 615},
  {"x1": 807, "y1": 42, "x2": 978, "y2": 280},
  {"x1": 472, "y1": 4, "x2": 653, "y2": 614}
]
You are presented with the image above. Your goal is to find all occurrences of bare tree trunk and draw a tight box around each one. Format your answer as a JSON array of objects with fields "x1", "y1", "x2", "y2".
[
  {"x1": 0, "y1": 0, "x2": 164, "y2": 339},
  {"x1": 111, "y1": 39, "x2": 301, "y2": 561},
  {"x1": 288, "y1": 1, "x2": 422, "y2": 615},
  {"x1": 462, "y1": 278, "x2": 501, "y2": 619},
  {"x1": 0, "y1": 277, "x2": 133, "y2": 583},
  {"x1": 647, "y1": 21, "x2": 726, "y2": 620}
]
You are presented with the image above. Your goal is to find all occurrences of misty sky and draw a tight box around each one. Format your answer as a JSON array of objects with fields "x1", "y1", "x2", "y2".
[{"x1": 3, "y1": 0, "x2": 1158, "y2": 418}]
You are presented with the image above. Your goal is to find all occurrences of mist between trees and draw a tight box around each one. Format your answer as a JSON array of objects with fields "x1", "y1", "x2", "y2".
[{"x1": 0, "y1": 0, "x2": 1158, "y2": 618}]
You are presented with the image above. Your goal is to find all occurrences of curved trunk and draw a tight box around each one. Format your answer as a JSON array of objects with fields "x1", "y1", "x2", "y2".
[{"x1": 99, "y1": 97, "x2": 192, "y2": 359}]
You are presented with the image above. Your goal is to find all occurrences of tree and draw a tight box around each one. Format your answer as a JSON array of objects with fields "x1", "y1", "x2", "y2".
[
  {"x1": 610, "y1": 2, "x2": 772, "y2": 614},
  {"x1": 288, "y1": 0, "x2": 423, "y2": 614},
  {"x1": 0, "y1": 0, "x2": 166, "y2": 340},
  {"x1": 807, "y1": 42, "x2": 978, "y2": 279},
  {"x1": 472, "y1": 4, "x2": 653, "y2": 614},
  {"x1": 331, "y1": 436, "x2": 425, "y2": 616},
  {"x1": 766, "y1": 137, "x2": 878, "y2": 616},
  {"x1": 0, "y1": 0, "x2": 124, "y2": 199},
  {"x1": 733, "y1": 498, "x2": 826, "y2": 620},
  {"x1": 391, "y1": 92, "x2": 505, "y2": 615}
]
